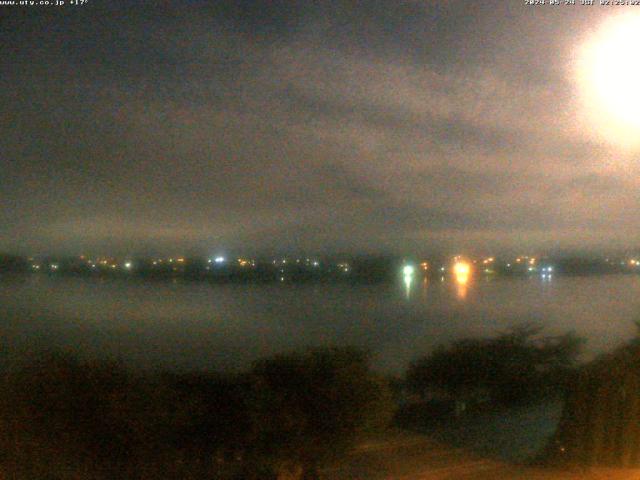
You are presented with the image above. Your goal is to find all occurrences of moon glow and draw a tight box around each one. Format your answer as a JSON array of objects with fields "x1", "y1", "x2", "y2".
[{"x1": 576, "y1": 13, "x2": 640, "y2": 147}]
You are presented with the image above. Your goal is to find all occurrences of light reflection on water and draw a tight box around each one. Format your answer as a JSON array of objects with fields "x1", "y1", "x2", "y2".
[
  {"x1": 455, "y1": 275, "x2": 469, "y2": 300},
  {"x1": 404, "y1": 274, "x2": 412, "y2": 298},
  {"x1": 1, "y1": 273, "x2": 639, "y2": 373}
]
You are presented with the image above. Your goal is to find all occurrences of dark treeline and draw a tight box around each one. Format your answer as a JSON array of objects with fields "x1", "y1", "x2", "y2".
[
  {"x1": 551, "y1": 257, "x2": 631, "y2": 276},
  {"x1": 1, "y1": 254, "x2": 400, "y2": 284},
  {"x1": 3, "y1": 252, "x2": 640, "y2": 284},
  {"x1": 492, "y1": 257, "x2": 632, "y2": 276},
  {"x1": 0, "y1": 254, "x2": 28, "y2": 272},
  {"x1": 0, "y1": 347, "x2": 394, "y2": 480},
  {"x1": 0, "y1": 326, "x2": 585, "y2": 479}
]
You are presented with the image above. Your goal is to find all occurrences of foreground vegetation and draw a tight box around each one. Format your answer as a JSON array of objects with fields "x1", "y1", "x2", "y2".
[
  {"x1": 0, "y1": 326, "x2": 584, "y2": 479},
  {"x1": 546, "y1": 328, "x2": 640, "y2": 467},
  {"x1": 397, "y1": 326, "x2": 582, "y2": 429},
  {"x1": 0, "y1": 347, "x2": 393, "y2": 479}
]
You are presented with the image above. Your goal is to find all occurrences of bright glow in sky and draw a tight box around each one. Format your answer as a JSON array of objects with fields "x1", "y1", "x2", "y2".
[{"x1": 577, "y1": 12, "x2": 640, "y2": 148}]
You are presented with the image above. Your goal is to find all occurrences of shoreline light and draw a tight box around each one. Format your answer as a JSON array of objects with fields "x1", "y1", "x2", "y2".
[
  {"x1": 402, "y1": 264, "x2": 414, "y2": 298},
  {"x1": 453, "y1": 261, "x2": 471, "y2": 289}
]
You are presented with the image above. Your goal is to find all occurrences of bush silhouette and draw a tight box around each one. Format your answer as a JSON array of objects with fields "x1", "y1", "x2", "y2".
[{"x1": 406, "y1": 325, "x2": 582, "y2": 409}]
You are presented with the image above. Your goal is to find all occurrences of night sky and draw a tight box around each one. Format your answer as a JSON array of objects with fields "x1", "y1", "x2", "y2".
[{"x1": 2, "y1": 1, "x2": 639, "y2": 256}]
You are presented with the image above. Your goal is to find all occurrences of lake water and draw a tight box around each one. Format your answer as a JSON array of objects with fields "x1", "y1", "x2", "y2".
[{"x1": 1, "y1": 273, "x2": 639, "y2": 374}]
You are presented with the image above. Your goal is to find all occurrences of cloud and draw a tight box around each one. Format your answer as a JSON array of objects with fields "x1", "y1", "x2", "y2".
[{"x1": 1, "y1": 2, "x2": 638, "y2": 254}]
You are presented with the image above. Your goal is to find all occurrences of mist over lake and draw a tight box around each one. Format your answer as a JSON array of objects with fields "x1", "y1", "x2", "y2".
[{"x1": 2, "y1": 273, "x2": 638, "y2": 374}]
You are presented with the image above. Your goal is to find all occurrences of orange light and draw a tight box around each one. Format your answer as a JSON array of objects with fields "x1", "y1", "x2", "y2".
[
  {"x1": 453, "y1": 261, "x2": 470, "y2": 300},
  {"x1": 453, "y1": 261, "x2": 470, "y2": 277}
]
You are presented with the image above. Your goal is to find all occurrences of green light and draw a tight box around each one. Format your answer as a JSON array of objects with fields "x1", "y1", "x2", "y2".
[{"x1": 403, "y1": 265, "x2": 414, "y2": 276}]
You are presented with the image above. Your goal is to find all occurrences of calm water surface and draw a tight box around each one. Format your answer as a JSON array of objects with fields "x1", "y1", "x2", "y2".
[{"x1": 1, "y1": 273, "x2": 639, "y2": 373}]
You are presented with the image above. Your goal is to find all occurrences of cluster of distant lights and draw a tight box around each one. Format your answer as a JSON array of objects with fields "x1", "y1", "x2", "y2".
[
  {"x1": 205, "y1": 256, "x2": 258, "y2": 270},
  {"x1": 153, "y1": 257, "x2": 185, "y2": 266},
  {"x1": 271, "y1": 258, "x2": 320, "y2": 267},
  {"x1": 403, "y1": 260, "x2": 470, "y2": 279},
  {"x1": 402, "y1": 259, "x2": 470, "y2": 299},
  {"x1": 29, "y1": 255, "x2": 183, "y2": 272},
  {"x1": 29, "y1": 255, "x2": 333, "y2": 274},
  {"x1": 337, "y1": 262, "x2": 350, "y2": 273},
  {"x1": 540, "y1": 266, "x2": 553, "y2": 280},
  {"x1": 208, "y1": 256, "x2": 226, "y2": 264},
  {"x1": 401, "y1": 256, "x2": 559, "y2": 286},
  {"x1": 30, "y1": 254, "x2": 640, "y2": 282},
  {"x1": 31, "y1": 257, "x2": 129, "y2": 272}
]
